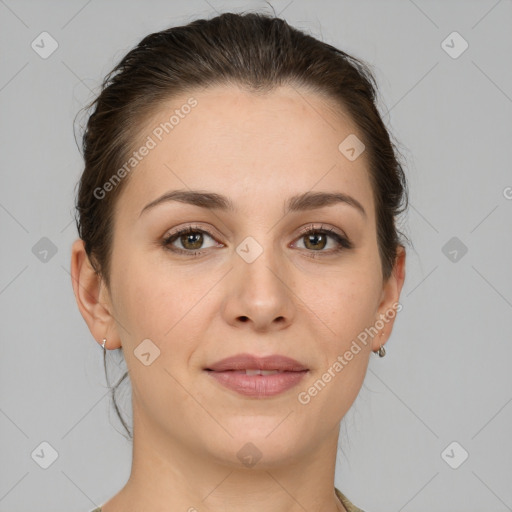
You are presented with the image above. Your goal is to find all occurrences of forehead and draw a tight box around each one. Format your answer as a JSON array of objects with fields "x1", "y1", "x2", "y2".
[{"x1": 116, "y1": 84, "x2": 374, "y2": 221}]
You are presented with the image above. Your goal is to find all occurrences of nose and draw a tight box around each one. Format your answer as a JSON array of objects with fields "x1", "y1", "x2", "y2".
[{"x1": 220, "y1": 240, "x2": 296, "y2": 333}]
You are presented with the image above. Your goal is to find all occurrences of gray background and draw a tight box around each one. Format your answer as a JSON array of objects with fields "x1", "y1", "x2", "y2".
[{"x1": 1, "y1": 0, "x2": 511, "y2": 511}]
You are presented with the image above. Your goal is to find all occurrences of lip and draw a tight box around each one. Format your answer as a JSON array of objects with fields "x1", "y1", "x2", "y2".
[
  {"x1": 204, "y1": 353, "x2": 309, "y2": 398},
  {"x1": 205, "y1": 353, "x2": 308, "y2": 372}
]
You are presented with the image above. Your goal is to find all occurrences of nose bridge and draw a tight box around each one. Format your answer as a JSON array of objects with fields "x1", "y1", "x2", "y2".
[
  {"x1": 230, "y1": 199, "x2": 282, "y2": 270},
  {"x1": 235, "y1": 230, "x2": 286, "y2": 296}
]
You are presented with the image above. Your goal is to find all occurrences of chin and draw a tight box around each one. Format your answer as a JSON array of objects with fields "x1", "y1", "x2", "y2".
[
  {"x1": 210, "y1": 438, "x2": 305, "y2": 471},
  {"x1": 205, "y1": 423, "x2": 306, "y2": 465}
]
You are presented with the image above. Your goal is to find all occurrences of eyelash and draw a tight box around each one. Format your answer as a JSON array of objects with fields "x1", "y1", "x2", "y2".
[{"x1": 161, "y1": 223, "x2": 353, "y2": 259}]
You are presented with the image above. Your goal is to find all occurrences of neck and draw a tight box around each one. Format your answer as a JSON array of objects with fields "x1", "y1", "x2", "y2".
[{"x1": 104, "y1": 408, "x2": 347, "y2": 512}]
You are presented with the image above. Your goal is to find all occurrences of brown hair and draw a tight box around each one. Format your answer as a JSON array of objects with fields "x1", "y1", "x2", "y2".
[{"x1": 74, "y1": 11, "x2": 409, "y2": 439}]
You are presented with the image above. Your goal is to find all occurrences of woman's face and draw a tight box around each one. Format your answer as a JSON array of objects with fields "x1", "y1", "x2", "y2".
[{"x1": 76, "y1": 84, "x2": 405, "y2": 467}]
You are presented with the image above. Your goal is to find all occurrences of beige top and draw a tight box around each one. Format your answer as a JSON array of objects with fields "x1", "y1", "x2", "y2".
[
  {"x1": 89, "y1": 488, "x2": 365, "y2": 512},
  {"x1": 335, "y1": 487, "x2": 366, "y2": 512}
]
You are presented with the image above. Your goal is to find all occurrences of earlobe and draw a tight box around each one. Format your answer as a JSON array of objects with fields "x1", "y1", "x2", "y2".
[
  {"x1": 70, "y1": 238, "x2": 119, "y2": 348},
  {"x1": 373, "y1": 246, "x2": 406, "y2": 353}
]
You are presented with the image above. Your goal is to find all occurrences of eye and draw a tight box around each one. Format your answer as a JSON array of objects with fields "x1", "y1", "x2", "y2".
[
  {"x1": 293, "y1": 224, "x2": 353, "y2": 258},
  {"x1": 162, "y1": 225, "x2": 221, "y2": 255},
  {"x1": 161, "y1": 223, "x2": 353, "y2": 258}
]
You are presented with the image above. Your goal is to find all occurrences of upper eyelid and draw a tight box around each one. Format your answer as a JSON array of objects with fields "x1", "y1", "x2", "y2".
[
  {"x1": 164, "y1": 225, "x2": 221, "y2": 243},
  {"x1": 296, "y1": 223, "x2": 342, "y2": 237}
]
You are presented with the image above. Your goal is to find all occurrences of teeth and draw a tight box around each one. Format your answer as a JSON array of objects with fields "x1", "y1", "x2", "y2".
[{"x1": 245, "y1": 369, "x2": 280, "y2": 375}]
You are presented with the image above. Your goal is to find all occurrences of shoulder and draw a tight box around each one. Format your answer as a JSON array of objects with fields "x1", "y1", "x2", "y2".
[
  {"x1": 335, "y1": 487, "x2": 366, "y2": 512},
  {"x1": 88, "y1": 508, "x2": 102, "y2": 512}
]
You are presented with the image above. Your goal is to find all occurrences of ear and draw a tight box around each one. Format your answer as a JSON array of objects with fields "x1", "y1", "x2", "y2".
[
  {"x1": 70, "y1": 238, "x2": 121, "y2": 349},
  {"x1": 372, "y1": 245, "x2": 406, "y2": 353}
]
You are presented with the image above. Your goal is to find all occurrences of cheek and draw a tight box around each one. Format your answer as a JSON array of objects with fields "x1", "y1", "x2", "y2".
[
  {"x1": 307, "y1": 280, "x2": 377, "y2": 403},
  {"x1": 109, "y1": 249, "x2": 173, "y2": 341},
  {"x1": 114, "y1": 254, "x2": 212, "y2": 353},
  {"x1": 308, "y1": 271, "x2": 380, "y2": 338}
]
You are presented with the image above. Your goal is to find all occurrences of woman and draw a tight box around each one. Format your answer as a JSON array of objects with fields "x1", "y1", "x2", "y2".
[{"x1": 71, "y1": 11, "x2": 408, "y2": 512}]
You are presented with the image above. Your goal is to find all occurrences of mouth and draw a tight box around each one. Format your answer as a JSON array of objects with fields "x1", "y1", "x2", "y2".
[{"x1": 204, "y1": 353, "x2": 309, "y2": 397}]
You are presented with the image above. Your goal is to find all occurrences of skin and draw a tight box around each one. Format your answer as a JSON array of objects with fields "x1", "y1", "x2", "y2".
[{"x1": 71, "y1": 84, "x2": 406, "y2": 512}]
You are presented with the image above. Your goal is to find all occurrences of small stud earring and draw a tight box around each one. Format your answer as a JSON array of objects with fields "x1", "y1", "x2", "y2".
[
  {"x1": 375, "y1": 344, "x2": 386, "y2": 357},
  {"x1": 101, "y1": 338, "x2": 107, "y2": 350},
  {"x1": 373, "y1": 331, "x2": 386, "y2": 357}
]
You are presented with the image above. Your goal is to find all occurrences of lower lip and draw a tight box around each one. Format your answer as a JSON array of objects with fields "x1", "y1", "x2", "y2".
[{"x1": 206, "y1": 370, "x2": 309, "y2": 397}]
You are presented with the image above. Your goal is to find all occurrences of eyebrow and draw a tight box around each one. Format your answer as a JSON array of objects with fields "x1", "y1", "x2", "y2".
[{"x1": 139, "y1": 189, "x2": 367, "y2": 219}]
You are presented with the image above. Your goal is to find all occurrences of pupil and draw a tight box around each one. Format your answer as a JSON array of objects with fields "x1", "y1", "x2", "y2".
[
  {"x1": 306, "y1": 233, "x2": 325, "y2": 250},
  {"x1": 183, "y1": 233, "x2": 202, "y2": 249}
]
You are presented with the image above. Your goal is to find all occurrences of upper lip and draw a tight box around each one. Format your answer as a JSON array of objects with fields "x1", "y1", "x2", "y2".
[{"x1": 205, "y1": 353, "x2": 308, "y2": 372}]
